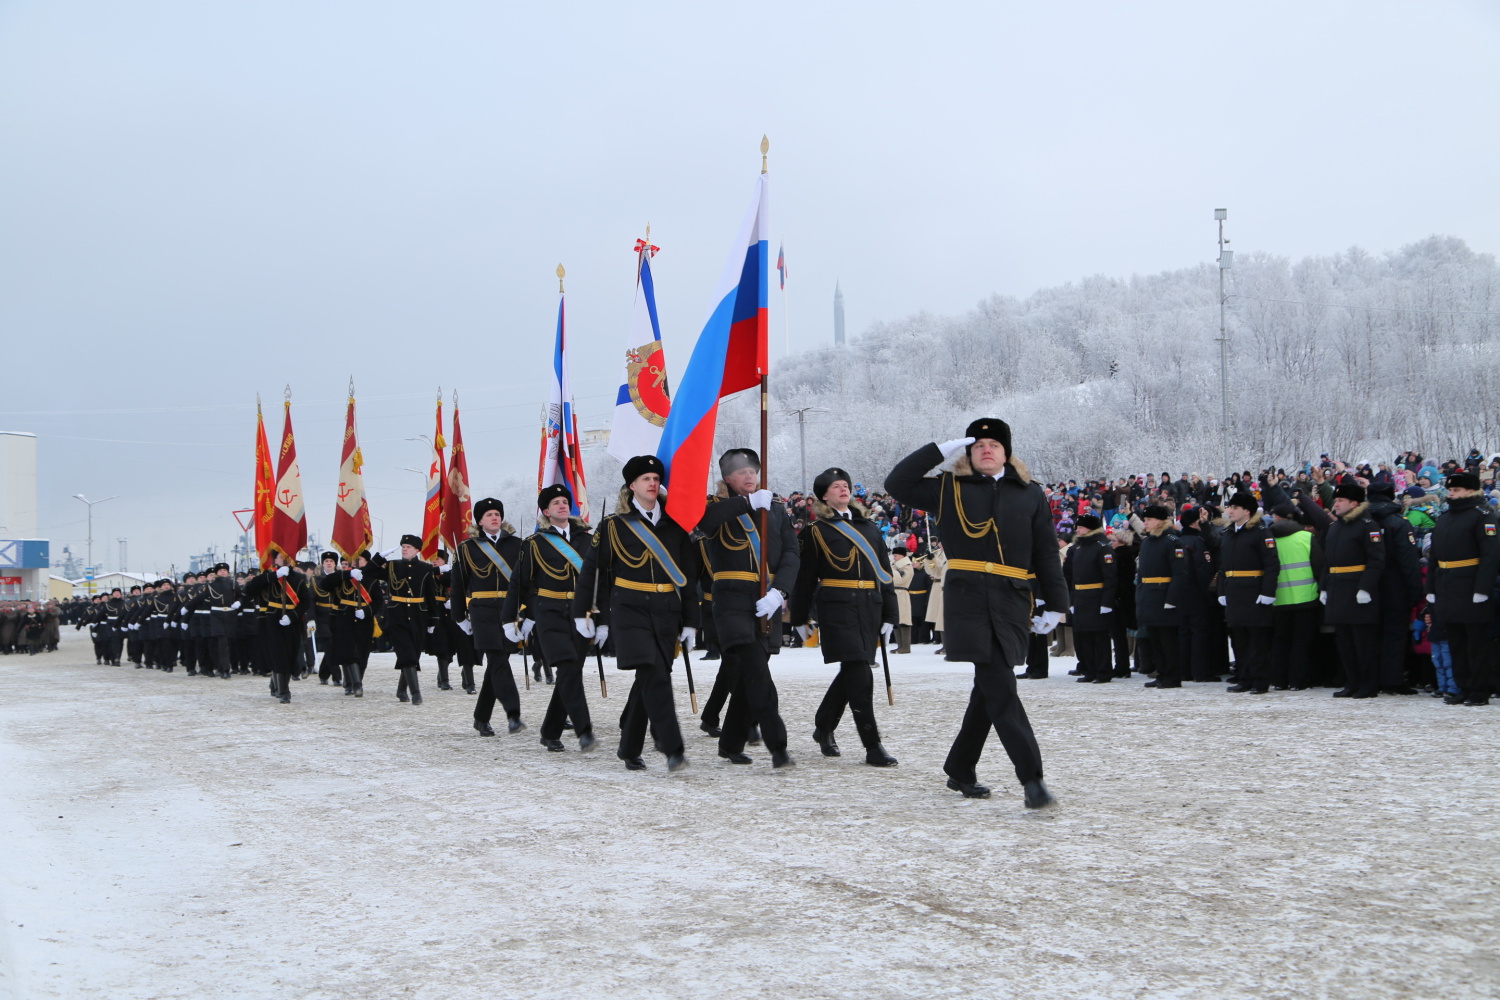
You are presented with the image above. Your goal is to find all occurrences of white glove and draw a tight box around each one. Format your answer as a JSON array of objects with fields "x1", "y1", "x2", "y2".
[
  {"x1": 426, "y1": 625, "x2": 435, "y2": 633},
  {"x1": 503, "y1": 622, "x2": 522, "y2": 643},
  {"x1": 795, "y1": 624, "x2": 813, "y2": 641},
  {"x1": 355, "y1": 608, "x2": 365, "y2": 620},
  {"x1": 1355, "y1": 590, "x2": 1372, "y2": 605},
  {"x1": 382, "y1": 547, "x2": 401, "y2": 559},
  {"x1": 1425, "y1": 593, "x2": 1435, "y2": 604},
  {"x1": 574, "y1": 617, "x2": 596, "y2": 639},
  {"x1": 755, "y1": 590, "x2": 784, "y2": 618},
  {"x1": 594, "y1": 625, "x2": 609, "y2": 647},
  {"x1": 277, "y1": 565, "x2": 291, "y2": 578},
  {"x1": 1476, "y1": 593, "x2": 1490, "y2": 603},
  {"x1": 443, "y1": 599, "x2": 451, "y2": 609},
  {"x1": 747, "y1": 489, "x2": 773, "y2": 511},
  {"x1": 1319, "y1": 591, "x2": 1328, "y2": 605},
  {"x1": 230, "y1": 601, "x2": 241, "y2": 610},
  {"x1": 1034, "y1": 599, "x2": 1045, "y2": 609},
  {"x1": 521, "y1": 619, "x2": 536, "y2": 638},
  {"x1": 1256, "y1": 595, "x2": 1276, "y2": 606},
  {"x1": 1164, "y1": 603, "x2": 1175, "y2": 610},
  {"x1": 1100, "y1": 606, "x2": 1113, "y2": 614},
  {"x1": 350, "y1": 569, "x2": 363, "y2": 582},
  {"x1": 679, "y1": 626, "x2": 696, "y2": 651},
  {"x1": 179, "y1": 607, "x2": 188, "y2": 616},
  {"x1": 458, "y1": 619, "x2": 472, "y2": 635},
  {"x1": 279, "y1": 615, "x2": 291, "y2": 626},
  {"x1": 1034, "y1": 610, "x2": 1062, "y2": 634},
  {"x1": 438, "y1": 564, "x2": 450, "y2": 574},
  {"x1": 937, "y1": 437, "x2": 975, "y2": 460},
  {"x1": 881, "y1": 622, "x2": 895, "y2": 642},
  {"x1": 1069, "y1": 606, "x2": 1075, "y2": 614}
]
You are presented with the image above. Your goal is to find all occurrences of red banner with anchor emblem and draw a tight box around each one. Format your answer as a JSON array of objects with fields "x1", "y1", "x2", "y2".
[{"x1": 269, "y1": 395, "x2": 308, "y2": 565}]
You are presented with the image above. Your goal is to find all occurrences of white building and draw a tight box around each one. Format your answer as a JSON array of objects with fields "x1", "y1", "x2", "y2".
[{"x1": 0, "y1": 432, "x2": 48, "y2": 600}]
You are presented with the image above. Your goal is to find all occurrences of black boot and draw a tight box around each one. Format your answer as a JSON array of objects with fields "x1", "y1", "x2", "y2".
[
  {"x1": 864, "y1": 744, "x2": 898, "y2": 767},
  {"x1": 404, "y1": 668, "x2": 422, "y2": 705},
  {"x1": 1024, "y1": 779, "x2": 1056, "y2": 809},
  {"x1": 543, "y1": 664, "x2": 554, "y2": 685},
  {"x1": 437, "y1": 661, "x2": 452, "y2": 691},
  {"x1": 812, "y1": 729, "x2": 841, "y2": 757}
]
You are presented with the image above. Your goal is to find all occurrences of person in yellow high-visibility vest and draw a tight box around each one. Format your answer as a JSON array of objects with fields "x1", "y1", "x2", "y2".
[{"x1": 1268, "y1": 502, "x2": 1322, "y2": 689}]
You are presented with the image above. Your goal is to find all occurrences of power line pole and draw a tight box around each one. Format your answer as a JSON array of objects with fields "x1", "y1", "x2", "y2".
[
  {"x1": 1215, "y1": 208, "x2": 1233, "y2": 485},
  {"x1": 72, "y1": 493, "x2": 119, "y2": 595}
]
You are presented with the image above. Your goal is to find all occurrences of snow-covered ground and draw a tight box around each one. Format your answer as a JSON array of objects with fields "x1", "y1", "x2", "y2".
[{"x1": 1, "y1": 631, "x2": 1496, "y2": 1000}]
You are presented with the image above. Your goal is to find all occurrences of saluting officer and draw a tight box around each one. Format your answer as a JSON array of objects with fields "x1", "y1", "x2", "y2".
[
  {"x1": 1064, "y1": 514, "x2": 1117, "y2": 683},
  {"x1": 1319, "y1": 482, "x2": 1387, "y2": 699},
  {"x1": 451, "y1": 498, "x2": 527, "y2": 736},
  {"x1": 1134, "y1": 504, "x2": 1193, "y2": 689},
  {"x1": 789, "y1": 466, "x2": 899, "y2": 767},
  {"x1": 885, "y1": 418, "x2": 1061, "y2": 808},
  {"x1": 502, "y1": 484, "x2": 596, "y2": 751},
  {"x1": 1426, "y1": 472, "x2": 1500, "y2": 705},
  {"x1": 242, "y1": 552, "x2": 312, "y2": 703},
  {"x1": 1216, "y1": 492, "x2": 1280, "y2": 694},
  {"x1": 574, "y1": 456, "x2": 699, "y2": 772},
  {"x1": 368, "y1": 534, "x2": 439, "y2": 705}
]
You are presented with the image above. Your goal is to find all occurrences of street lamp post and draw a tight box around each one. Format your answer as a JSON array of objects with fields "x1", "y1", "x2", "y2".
[
  {"x1": 1215, "y1": 208, "x2": 1233, "y2": 487},
  {"x1": 72, "y1": 493, "x2": 119, "y2": 594},
  {"x1": 782, "y1": 406, "x2": 829, "y2": 494}
]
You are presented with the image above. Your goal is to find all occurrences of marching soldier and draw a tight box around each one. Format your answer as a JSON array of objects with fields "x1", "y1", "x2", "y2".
[
  {"x1": 1319, "y1": 481, "x2": 1386, "y2": 698},
  {"x1": 1425, "y1": 472, "x2": 1499, "y2": 705},
  {"x1": 1215, "y1": 493, "x2": 1279, "y2": 694},
  {"x1": 428, "y1": 551, "x2": 458, "y2": 690},
  {"x1": 574, "y1": 456, "x2": 698, "y2": 771},
  {"x1": 333, "y1": 552, "x2": 380, "y2": 696},
  {"x1": 1064, "y1": 514, "x2": 1117, "y2": 683},
  {"x1": 789, "y1": 466, "x2": 899, "y2": 766},
  {"x1": 311, "y1": 552, "x2": 344, "y2": 687},
  {"x1": 885, "y1": 419, "x2": 1061, "y2": 808},
  {"x1": 187, "y1": 562, "x2": 238, "y2": 679},
  {"x1": 368, "y1": 535, "x2": 439, "y2": 704},
  {"x1": 451, "y1": 498, "x2": 527, "y2": 735},
  {"x1": 242, "y1": 553, "x2": 312, "y2": 703},
  {"x1": 695, "y1": 448, "x2": 798, "y2": 769},
  {"x1": 1134, "y1": 504, "x2": 1192, "y2": 689},
  {"x1": 502, "y1": 485, "x2": 596, "y2": 751}
]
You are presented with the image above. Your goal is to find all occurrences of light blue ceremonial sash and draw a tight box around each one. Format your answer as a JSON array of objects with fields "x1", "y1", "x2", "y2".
[
  {"x1": 737, "y1": 514, "x2": 762, "y2": 565},
  {"x1": 539, "y1": 531, "x2": 584, "y2": 572},
  {"x1": 624, "y1": 518, "x2": 688, "y2": 588},
  {"x1": 474, "y1": 538, "x2": 512, "y2": 581},
  {"x1": 830, "y1": 519, "x2": 894, "y2": 585}
]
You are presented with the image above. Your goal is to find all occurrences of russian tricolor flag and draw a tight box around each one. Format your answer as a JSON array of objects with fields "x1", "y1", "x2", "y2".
[
  {"x1": 538, "y1": 289, "x2": 589, "y2": 520},
  {"x1": 659, "y1": 172, "x2": 769, "y2": 531}
]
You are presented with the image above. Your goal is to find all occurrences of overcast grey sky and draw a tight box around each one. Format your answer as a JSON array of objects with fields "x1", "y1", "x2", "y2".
[{"x1": 1, "y1": 1, "x2": 1496, "y2": 572}]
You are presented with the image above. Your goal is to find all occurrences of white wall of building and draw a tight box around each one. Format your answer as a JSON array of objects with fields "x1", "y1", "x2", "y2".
[{"x1": 0, "y1": 431, "x2": 38, "y2": 538}]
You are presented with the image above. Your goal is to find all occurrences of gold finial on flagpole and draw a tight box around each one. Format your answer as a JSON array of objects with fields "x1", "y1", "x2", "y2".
[
  {"x1": 436, "y1": 386, "x2": 442, "y2": 406},
  {"x1": 452, "y1": 387, "x2": 458, "y2": 408},
  {"x1": 348, "y1": 376, "x2": 356, "y2": 399},
  {"x1": 284, "y1": 384, "x2": 292, "y2": 405},
  {"x1": 760, "y1": 134, "x2": 769, "y2": 173},
  {"x1": 556, "y1": 263, "x2": 566, "y2": 293},
  {"x1": 256, "y1": 392, "x2": 262, "y2": 414},
  {"x1": 645, "y1": 222, "x2": 651, "y2": 242}
]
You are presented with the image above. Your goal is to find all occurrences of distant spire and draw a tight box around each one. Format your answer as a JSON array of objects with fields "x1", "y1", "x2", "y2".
[{"x1": 833, "y1": 281, "x2": 846, "y2": 347}]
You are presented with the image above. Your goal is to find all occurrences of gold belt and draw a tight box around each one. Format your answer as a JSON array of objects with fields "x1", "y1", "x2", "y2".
[
  {"x1": 266, "y1": 601, "x2": 294, "y2": 610},
  {"x1": 713, "y1": 571, "x2": 760, "y2": 583},
  {"x1": 1074, "y1": 582, "x2": 1103, "y2": 590},
  {"x1": 468, "y1": 590, "x2": 506, "y2": 599},
  {"x1": 390, "y1": 595, "x2": 426, "y2": 604},
  {"x1": 1327, "y1": 565, "x2": 1366, "y2": 574},
  {"x1": 820, "y1": 579, "x2": 876, "y2": 589},
  {"x1": 536, "y1": 589, "x2": 575, "y2": 600},
  {"x1": 1224, "y1": 570, "x2": 1264, "y2": 578},
  {"x1": 1439, "y1": 558, "x2": 1479, "y2": 569},
  {"x1": 1141, "y1": 576, "x2": 1171, "y2": 584},
  {"x1": 614, "y1": 579, "x2": 676, "y2": 593},
  {"x1": 316, "y1": 602, "x2": 336, "y2": 609},
  {"x1": 338, "y1": 600, "x2": 365, "y2": 607},
  {"x1": 908, "y1": 589, "x2": 928, "y2": 595},
  {"x1": 946, "y1": 559, "x2": 1029, "y2": 580}
]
